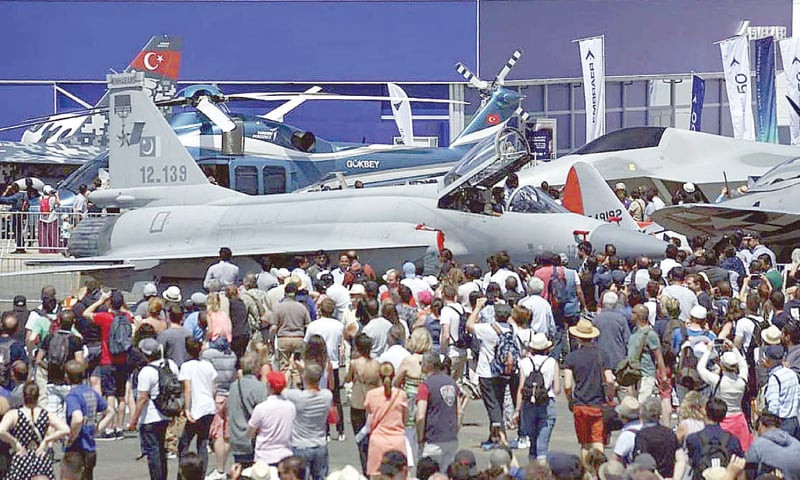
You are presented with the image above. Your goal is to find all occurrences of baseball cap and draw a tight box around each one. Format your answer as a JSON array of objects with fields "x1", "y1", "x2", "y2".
[
  {"x1": 138, "y1": 338, "x2": 160, "y2": 356},
  {"x1": 142, "y1": 282, "x2": 157, "y2": 297},
  {"x1": 764, "y1": 345, "x2": 785, "y2": 361},
  {"x1": 12, "y1": 295, "x2": 25, "y2": 308},
  {"x1": 266, "y1": 371, "x2": 287, "y2": 394},
  {"x1": 547, "y1": 452, "x2": 582, "y2": 479},
  {"x1": 190, "y1": 292, "x2": 207, "y2": 306}
]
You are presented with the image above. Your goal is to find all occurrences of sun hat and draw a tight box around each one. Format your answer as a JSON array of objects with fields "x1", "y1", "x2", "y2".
[
  {"x1": 761, "y1": 325, "x2": 782, "y2": 345},
  {"x1": 529, "y1": 332, "x2": 553, "y2": 351},
  {"x1": 142, "y1": 282, "x2": 157, "y2": 297},
  {"x1": 162, "y1": 285, "x2": 182, "y2": 303},
  {"x1": 242, "y1": 461, "x2": 275, "y2": 480},
  {"x1": 569, "y1": 318, "x2": 600, "y2": 339}
]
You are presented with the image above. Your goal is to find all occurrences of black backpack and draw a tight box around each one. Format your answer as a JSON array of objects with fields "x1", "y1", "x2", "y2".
[
  {"x1": 521, "y1": 357, "x2": 550, "y2": 406},
  {"x1": 695, "y1": 430, "x2": 734, "y2": 475},
  {"x1": 445, "y1": 305, "x2": 473, "y2": 350},
  {"x1": 147, "y1": 361, "x2": 184, "y2": 418},
  {"x1": 660, "y1": 319, "x2": 684, "y2": 368},
  {"x1": 47, "y1": 332, "x2": 71, "y2": 370}
]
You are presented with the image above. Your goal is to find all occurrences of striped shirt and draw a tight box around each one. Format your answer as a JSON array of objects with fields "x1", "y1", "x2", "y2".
[{"x1": 765, "y1": 365, "x2": 800, "y2": 419}]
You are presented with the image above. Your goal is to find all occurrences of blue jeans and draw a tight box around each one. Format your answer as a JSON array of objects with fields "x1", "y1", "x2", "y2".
[
  {"x1": 178, "y1": 414, "x2": 213, "y2": 475},
  {"x1": 293, "y1": 445, "x2": 329, "y2": 480},
  {"x1": 521, "y1": 399, "x2": 556, "y2": 461},
  {"x1": 140, "y1": 420, "x2": 169, "y2": 480}
]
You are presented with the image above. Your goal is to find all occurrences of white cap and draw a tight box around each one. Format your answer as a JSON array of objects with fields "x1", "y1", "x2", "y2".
[
  {"x1": 689, "y1": 305, "x2": 707, "y2": 320},
  {"x1": 683, "y1": 182, "x2": 696, "y2": 194}
]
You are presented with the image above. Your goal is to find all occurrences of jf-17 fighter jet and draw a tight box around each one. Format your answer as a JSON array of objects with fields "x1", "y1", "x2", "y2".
[
  {"x1": 22, "y1": 73, "x2": 666, "y2": 290},
  {"x1": 651, "y1": 155, "x2": 800, "y2": 262}
]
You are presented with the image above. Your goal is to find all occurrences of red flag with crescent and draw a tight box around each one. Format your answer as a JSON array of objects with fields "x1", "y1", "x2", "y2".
[
  {"x1": 486, "y1": 113, "x2": 500, "y2": 125},
  {"x1": 131, "y1": 50, "x2": 181, "y2": 80}
]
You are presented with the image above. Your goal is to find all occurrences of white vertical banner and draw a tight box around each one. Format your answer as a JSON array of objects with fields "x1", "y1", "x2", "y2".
[
  {"x1": 779, "y1": 37, "x2": 800, "y2": 145},
  {"x1": 387, "y1": 83, "x2": 414, "y2": 146},
  {"x1": 719, "y1": 35, "x2": 755, "y2": 140},
  {"x1": 577, "y1": 35, "x2": 605, "y2": 143}
]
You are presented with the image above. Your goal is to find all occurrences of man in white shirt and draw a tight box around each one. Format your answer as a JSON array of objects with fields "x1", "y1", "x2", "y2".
[
  {"x1": 304, "y1": 298, "x2": 346, "y2": 442},
  {"x1": 400, "y1": 261, "x2": 433, "y2": 304},
  {"x1": 659, "y1": 244, "x2": 681, "y2": 281},
  {"x1": 204, "y1": 247, "x2": 239, "y2": 291},
  {"x1": 458, "y1": 265, "x2": 483, "y2": 312},
  {"x1": 128, "y1": 338, "x2": 180, "y2": 480},
  {"x1": 661, "y1": 267, "x2": 698, "y2": 322},
  {"x1": 177, "y1": 338, "x2": 217, "y2": 474},
  {"x1": 320, "y1": 274, "x2": 351, "y2": 321},
  {"x1": 489, "y1": 252, "x2": 524, "y2": 296},
  {"x1": 440, "y1": 284, "x2": 467, "y2": 381},
  {"x1": 360, "y1": 299, "x2": 392, "y2": 358},
  {"x1": 466, "y1": 298, "x2": 514, "y2": 447},
  {"x1": 519, "y1": 277, "x2": 555, "y2": 338},
  {"x1": 378, "y1": 325, "x2": 411, "y2": 370}
]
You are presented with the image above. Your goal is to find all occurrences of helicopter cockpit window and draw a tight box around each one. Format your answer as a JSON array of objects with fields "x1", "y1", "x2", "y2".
[{"x1": 507, "y1": 185, "x2": 568, "y2": 214}]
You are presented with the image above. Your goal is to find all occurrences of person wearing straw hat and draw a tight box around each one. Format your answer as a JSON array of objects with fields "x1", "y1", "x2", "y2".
[
  {"x1": 563, "y1": 318, "x2": 614, "y2": 462},
  {"x1": 513, "y1": 332, "x2": 559, "y2": 463}
]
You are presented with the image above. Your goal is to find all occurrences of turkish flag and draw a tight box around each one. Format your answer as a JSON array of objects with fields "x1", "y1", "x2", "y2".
[
  {"x1": 131, "y1": 50, "x2": 181, "y2": 81},
  {"x1": 486, "y1": 113, "x2": 500, "y2": 125}
]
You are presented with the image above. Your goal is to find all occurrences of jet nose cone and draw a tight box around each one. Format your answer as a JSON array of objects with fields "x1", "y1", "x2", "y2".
[{"x1": 588, "y1": 223, "x2": 667, "y2": 259}]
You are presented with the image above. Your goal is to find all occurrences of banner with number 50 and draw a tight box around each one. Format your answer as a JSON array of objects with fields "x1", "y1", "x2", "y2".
[{"x1": 720, "y1": 35, "x2": 755, "y2": 141}]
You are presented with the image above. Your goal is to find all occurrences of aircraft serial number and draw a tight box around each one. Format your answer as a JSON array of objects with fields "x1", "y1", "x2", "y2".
[
  {"x1": 594, "y1": 208, "x2": 622, "y2": 222},
  {"x1": 139, "y1": 165, "x2": 188, "y2": 184}
]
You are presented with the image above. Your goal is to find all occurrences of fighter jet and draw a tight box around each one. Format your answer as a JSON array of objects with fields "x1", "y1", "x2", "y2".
[
  {"x1": 22, "y1": 73, "x2": 666, "y2": 289},
  {"x1": 651, "y1": 155, "x2": 800, "y2": 262},
  {"x1": 515, "y1": 126, "x2": 798, "y2": 203}
]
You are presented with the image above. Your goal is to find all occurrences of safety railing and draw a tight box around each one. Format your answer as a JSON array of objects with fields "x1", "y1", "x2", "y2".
[{"x1": 0, "y1": 210, "x2": 118, "y2": 306}]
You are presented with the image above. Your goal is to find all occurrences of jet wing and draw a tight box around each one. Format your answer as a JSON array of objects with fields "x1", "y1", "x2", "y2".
[
  {"x1": 0, "y1": 141, "x2": 102, "y2": 165},
  {"x1": 14, "y1": 221, "x2": 441, "y2": 275},
  {"x1": 650, "y1": 204, "x2": 800, "y2": 245}
]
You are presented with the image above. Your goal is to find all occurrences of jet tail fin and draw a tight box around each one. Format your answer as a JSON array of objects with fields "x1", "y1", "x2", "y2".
[
  {"x1": 107, "y1": 72, "x2": 208, "y2": 189},
  {"x1": 562, "y1": 161, "x2": 640, "y2": 230}
]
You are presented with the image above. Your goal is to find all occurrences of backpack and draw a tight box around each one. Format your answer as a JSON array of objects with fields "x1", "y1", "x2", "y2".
[
  {"x1": 147, "y1": 361, "x2": 183, "y2": 418},
  {"x1": 0, "y1": 339, "x2": 15, "y2": 387},
  {"x1": 490, "y1": 323, "x2": 520, "y2": 377},
  {"x1": 695, "y1": 430, "x2": 734, "y2": 475},
  {"x1": 744, "y1": 315, "x2": 771, "y2": 359},
  {"x1": 108, "y1": 313, "x2": 133, "y2": 357},
  {"x1": 615, "y1": 327, "x2": 651, "y2": 387},
  {"x1": 522, "y1": 357, "x2": 550, "y2": 406},
  {"x1": 423, "y1": 314, "x2": 442, "y2": 354},
  {"x1": 39, "y1": 196, "x2": 51, "y2": 215},
  {"x1": 445, "y1": 305, "x2": 473, "y2": 350},
  {"x1": 47, "y1": 331, "x2": 71, "y2": 369},
  {"x1": 548, "y1": 267, "x2": 569, "y2": 313},
  {"x1": 660, "y1": 318, "x2": 684, "y2": 368},
  {"x1": 676, "y1": 342, "x2": 703, "y2": 390}
]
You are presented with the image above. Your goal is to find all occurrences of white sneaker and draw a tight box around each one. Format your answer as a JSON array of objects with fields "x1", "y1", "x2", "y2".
[
  {"x1": 205, "y1": 470, "x2": 226, "y2": 480},
  {"x1": 517, "y1": 436, "x2": 530, "y2": 450}
]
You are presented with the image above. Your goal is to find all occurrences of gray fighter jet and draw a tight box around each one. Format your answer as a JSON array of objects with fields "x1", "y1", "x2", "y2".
[
  {"x1": 26, "y1": 73, "x2": 666, "y2": 289},
  {"x1": 651, "y1": 155, "x2": 800, "y2": 262},
  {"x1": 516, "y1": 126, "x2": 798, "y2": 202}
]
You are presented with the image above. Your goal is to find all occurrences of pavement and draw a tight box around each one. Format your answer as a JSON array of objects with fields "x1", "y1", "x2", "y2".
[{"x1": 89, "y1": 393, "x2": 591, "y2": 479}]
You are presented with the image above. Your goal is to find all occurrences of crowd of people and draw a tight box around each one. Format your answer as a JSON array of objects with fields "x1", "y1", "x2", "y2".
[{"x1": 0, "y1": 219, "x2": 798, "y2": 480}]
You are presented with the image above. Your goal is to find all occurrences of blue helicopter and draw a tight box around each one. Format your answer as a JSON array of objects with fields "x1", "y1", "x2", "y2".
[{"x1": 38, "y1": 50, "x2": 528, "y2": 208}]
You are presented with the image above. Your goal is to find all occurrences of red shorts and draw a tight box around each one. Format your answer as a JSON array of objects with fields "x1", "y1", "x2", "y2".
[
  {"x1": 209, "y1": 394, "x2": 229, "y2": 441},
  {"x1": 573, "y1": 405, "x2": 604, "y2": 445}
]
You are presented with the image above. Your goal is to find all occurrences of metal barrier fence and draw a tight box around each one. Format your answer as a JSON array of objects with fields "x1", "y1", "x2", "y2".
[{"x1": 0, "y1": 210, "x2": 116, "y2": 304}]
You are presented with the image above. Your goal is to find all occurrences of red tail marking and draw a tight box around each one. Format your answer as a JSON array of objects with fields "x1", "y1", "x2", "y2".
[{"x1": 562, "y1": 166, "x2": 584, "y2": 215}]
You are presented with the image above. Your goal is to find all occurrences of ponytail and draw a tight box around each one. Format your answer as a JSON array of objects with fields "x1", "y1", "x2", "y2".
[
  {"x1": 383, "y1": 375, "x2": 391, "y2": 399},
  {"x1": 378, "y1": 362, "x2": 394, "y2": 399}
]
